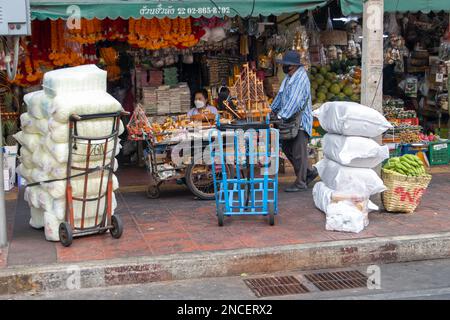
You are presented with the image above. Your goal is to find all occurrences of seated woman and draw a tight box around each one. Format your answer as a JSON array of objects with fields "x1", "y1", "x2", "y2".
[{"x1": 187, "y1": 89, "x2": 218, "y2": 118}]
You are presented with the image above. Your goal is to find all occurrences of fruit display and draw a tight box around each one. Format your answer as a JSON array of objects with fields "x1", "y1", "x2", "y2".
[
  {"x1": 383, "y1": 154, "x2": 427, "y2": 177},
  {"x1": 383, "y1": 98, "x2": 417, "y2": 119},
  {"x1": 399, "y1": 131, "x2": 421, "y2": 143},
  {"x1": 309, "y1": 62, "x2": 361, "y2": 105}
]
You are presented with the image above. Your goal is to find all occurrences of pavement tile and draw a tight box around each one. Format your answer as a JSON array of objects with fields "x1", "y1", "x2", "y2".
[{"x1": 4, "y1": 168, "x2": 450, "y2": 267}]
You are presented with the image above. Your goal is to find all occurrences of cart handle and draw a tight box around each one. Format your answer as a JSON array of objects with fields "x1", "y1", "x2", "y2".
[{"x1": 70, "y1": 111, "x2": 130, "y2": 122}]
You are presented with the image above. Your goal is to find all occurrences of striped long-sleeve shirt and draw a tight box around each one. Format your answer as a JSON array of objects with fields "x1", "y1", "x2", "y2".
[{"x1": 270, "y1": 67, "x2": 313, "y2": 137}]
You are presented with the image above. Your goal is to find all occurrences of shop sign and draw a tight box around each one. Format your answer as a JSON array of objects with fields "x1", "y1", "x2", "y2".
[{"x1": 139, "y1": 1, "x2": 231, "y2": 17}]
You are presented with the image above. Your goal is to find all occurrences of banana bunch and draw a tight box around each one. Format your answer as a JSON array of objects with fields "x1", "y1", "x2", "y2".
[{"x1": 383, "y1": 154, "x2": 426, "y2": 176}]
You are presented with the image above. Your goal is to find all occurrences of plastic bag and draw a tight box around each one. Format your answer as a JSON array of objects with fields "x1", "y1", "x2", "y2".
[
  {"x1": 13, "y1": 131, "x2": 41, "y2": 153},
  {"x1": 313, "y1": 181, "x2": 375, "y2": 233},
  {"x1": 313, "y1": 102, "x2": 393, "y2": 138},
  {"x1": 313, "y1": 182, "x2": 379, "y2": 215},
  {"x1": 323, "y1": 134, "x2": 389, "y2": 168},
  {"x1": 326, "y1": 202, "x2": 365, "y2": 233},
  {"x1": 315, "y1": 158, "x2": 386, "y2": 196},
  {"x1": 20, "y1": 112, "x2": 48, "y2": 135},
  {"x1": 30, "y1": 207, "x2": 45, "y2": 229},
  {"x1": 24, "y1": 90, "x2": 52, "y2": 120}
]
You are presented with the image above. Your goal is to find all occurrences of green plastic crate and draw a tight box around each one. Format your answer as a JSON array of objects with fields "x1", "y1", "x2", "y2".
[{"x1": 428, "y1": 142, "x2": 450, "y2": 166}]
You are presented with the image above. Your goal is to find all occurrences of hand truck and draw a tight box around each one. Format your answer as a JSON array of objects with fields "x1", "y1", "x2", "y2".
[
  {"x1": 59, "y1": 111, "x2": 129, "y2": 247},
  {"x1": 209, "y1": 116, "x2": 280, "y2": 226}
]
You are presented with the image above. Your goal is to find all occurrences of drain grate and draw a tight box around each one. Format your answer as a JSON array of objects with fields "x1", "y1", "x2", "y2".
[
  {"x1": 304, "y1": 270, "x2": 368, "y2": 291},
  {"x1": 244, "y1": 276, "x2": 310, "y2": 298}
]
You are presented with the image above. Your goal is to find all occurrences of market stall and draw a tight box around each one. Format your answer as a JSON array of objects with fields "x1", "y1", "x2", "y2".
[{"x1": 340, "y1": 0, "x2": 450, "y2": 167}]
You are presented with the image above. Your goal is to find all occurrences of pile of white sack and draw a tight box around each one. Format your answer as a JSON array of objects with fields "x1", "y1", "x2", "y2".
[
  {"x1": 15, "y1": 65, "x2": 124, "y2": 241},
  {"x1": 312, "y1": 102, "x2": 392, "y2": 233}
]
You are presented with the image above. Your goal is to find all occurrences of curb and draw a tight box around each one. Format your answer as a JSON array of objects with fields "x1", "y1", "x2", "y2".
[{"x1": 1, "y1": 232, "x2": 450, "y2": 295}]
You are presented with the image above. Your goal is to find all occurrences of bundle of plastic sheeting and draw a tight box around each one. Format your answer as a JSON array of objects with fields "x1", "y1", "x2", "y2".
[
  {"x1": 43, "y1": 64, "x2": 107, "y2": 96},
  {"x1": 15, "y1": 64, "x2": 124, "y2": 241}
]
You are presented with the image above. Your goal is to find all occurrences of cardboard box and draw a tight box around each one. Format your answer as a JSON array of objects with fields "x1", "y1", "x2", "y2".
[{"x1": 3, "y1": 168, "x2": 14, "y2": 191}]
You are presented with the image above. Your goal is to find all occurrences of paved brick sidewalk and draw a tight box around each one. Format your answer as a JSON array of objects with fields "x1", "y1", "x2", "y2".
[{"x1": 2, "y1": 167, "x2": 450, "y2": 269}]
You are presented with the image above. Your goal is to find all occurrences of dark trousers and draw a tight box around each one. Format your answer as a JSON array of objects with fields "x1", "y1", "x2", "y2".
[{"x1": 281, "y1": 130, "x2": 314, "y2": 188}]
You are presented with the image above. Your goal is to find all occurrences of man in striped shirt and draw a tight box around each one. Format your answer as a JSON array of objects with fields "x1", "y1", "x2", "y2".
[{"x1": 271, "y1": 51, "x2": 318, "y2": 192}]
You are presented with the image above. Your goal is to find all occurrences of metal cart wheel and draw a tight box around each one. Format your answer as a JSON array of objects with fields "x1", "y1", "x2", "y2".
[
  {"x1": 59, "y1": 222, "x2": 73, "y2": 247},
  {"x1": 268, "y1": 202, "x2": 276, "y2": 226},
  {"x1": 110, "y1": 215, "x2": 123, "y2": 239},
  {"x1": 146, "y1": 184, "x2": 161, "y2": 199},
  {"x1": 186, "y1": 164, "x2": 229, "y2": 200},
  {"x1": 217, "y1": 204, "x2": 225, "y2": 227}
]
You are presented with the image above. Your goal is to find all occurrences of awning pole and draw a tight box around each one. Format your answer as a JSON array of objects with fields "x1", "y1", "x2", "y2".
[
  {"x1": 0, "y1": 114, "x2": 8, "y2": 248},
  {"x1": 361, "y1": 0, "x2": 384, "y2": 190},
  {"x1": 361, "y1": 0, "x2": 384, "y2": 113}
]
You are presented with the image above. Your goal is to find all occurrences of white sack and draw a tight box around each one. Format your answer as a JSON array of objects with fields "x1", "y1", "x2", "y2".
[
  {"x1": 313, "y1": 102, "x2": 393, "y2": 137},
  {"x1": 43, "y1": 64, "x2": 107, "y2": 96},
  {"x1": 326, "y1": 202, "x2": 365, "y2": 233},
  {"x1": 49, "y1": 117, "x2": 125, "y2": 143},
  {"x1": 24, "y1": 187, "x2": 40, "y2": 208},
  {"x1": 323, "y1": 134, "x2": 389, "y2": 168},
  {"x1": 44, "y1": 136, "x2": 122, "y2": 164},
  {"x1": 32, "y1": 147, "x2": 60, "y2": 173},
  {"x1": 312, "y1": 181, "x2": 333, "y2": 213},
  {"x1": 31, "y1": 169, "x2": 51, "y2": 186},
  {"x1": 20, "y1": 112, "x2": 48, "y2": 135},
  {"x1": 51, "y1": 193, "x2": 117, "y2": 221},
  {"x1": 51, "y1": 158, "x2": 119, "y2": 180},
  {"x1": 315, "y1": 158, "x2": 386, "y2": 196},
  {"x1": 13, "y1": 131, "x2": 41, "y2": 153},
  {"x1": 50, "y1": 91, "x2": 122, "y2": 123},
  {"x1": 24, "y1": 90, "x2": 52, "y2": 120},
  {"x1": 30, "y1": 207, "x2": 45, "y2": 229},
  {"x1": 45, "y1": 173, "x2": 119, "y2": 199},
  {"x1": 37, "y1": 189, "x2": 54, "y2": 212},
  {"x1": 313, "y1": 182, "x2": 379, "y2": 213},
  {"x1": 43, "y1": 211, "x2": 60, "y2": 241},
  {"x1": 18, "y1": 148, "x2": 35, "y2": 169},
  {"x1": 16, "y1": 164, "x2": 34, "y2": 183}
]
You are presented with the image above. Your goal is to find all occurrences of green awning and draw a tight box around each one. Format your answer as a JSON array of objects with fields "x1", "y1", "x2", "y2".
[
  {"x1": 341, "y1": 0, "x2": 450, "y2": 16},
  {"x1": 31, "y1": 0, "x2": 328, "y2": 20}
]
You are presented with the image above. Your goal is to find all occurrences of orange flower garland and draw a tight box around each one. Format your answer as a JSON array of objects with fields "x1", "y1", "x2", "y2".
[
  {"x1": 49, "y1": 19, "x2": 84, "y2": 67},
  {"x1": 127, "y1": 17, "x2": 199, "y2": 50},
  {"x1": 99, "y1": 47, "x2": 120, "y2": 81}
]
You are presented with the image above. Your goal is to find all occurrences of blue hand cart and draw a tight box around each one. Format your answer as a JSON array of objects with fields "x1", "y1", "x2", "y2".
[{"x1": 209, "y1": 116, "x2": 279, "y2": 226}]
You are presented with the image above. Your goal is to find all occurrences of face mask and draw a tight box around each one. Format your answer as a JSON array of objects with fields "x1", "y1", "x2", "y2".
[
  {"x1": 282, "y1": 65, "x2": 291, "y2": 74},
  {"x1": 194, "y1": 100, "x2": 205, "y2": 109}
]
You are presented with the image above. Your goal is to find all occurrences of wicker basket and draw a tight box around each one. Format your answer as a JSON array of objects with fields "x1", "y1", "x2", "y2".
[{"x1": 381, "y1": 169, "x2": 432, "y2": 214}]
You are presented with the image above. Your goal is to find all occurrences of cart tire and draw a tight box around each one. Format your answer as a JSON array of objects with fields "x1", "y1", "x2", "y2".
[
  {"x1": 146, "y1": 185, "x2": 160, "y2": 199},
  {"x1": 217, "y1": 205, "x2": 225, "y2": 227},
  {"x1": 268, "y1": 202, "x2": 276, "y2": 226},
  {"x1": 186, "y1": 164, "x2": 230, "y2": 200},
  {"x1": 110, "y1": 215, "x2": 123, "y2": 239},
  {"x1": 59, "y1": 222, "x2": 73, "y2": 247}
]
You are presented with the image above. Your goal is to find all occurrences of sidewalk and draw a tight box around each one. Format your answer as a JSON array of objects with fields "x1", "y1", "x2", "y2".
[{"x1": 1, "y1": 165, "x2": 450, "y2": 293}]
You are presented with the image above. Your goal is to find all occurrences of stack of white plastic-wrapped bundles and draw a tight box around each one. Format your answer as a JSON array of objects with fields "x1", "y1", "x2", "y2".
[
  {"x1": 312, "y1": 102, "x2": 392, "y2": 233},
  {"x1": 15, "y1": 65, "x2": 124, "y2": 241}
]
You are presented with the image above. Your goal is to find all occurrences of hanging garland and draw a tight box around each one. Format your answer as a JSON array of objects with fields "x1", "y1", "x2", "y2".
[{"x1": 127, "y1": 17, "x2": 200, "y2": 50}]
